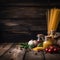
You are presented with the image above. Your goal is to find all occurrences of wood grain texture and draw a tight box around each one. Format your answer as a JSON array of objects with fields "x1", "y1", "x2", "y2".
[{"x1": 0, "y1": 43, "x2": 60, "y2": 60}]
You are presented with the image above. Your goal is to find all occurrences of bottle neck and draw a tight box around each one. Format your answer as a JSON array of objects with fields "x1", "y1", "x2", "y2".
[
  {"x1": 37, "y1": 37, "x2": 40, "y2": 40},
  {"x1": 45, "y1": 36, "x2": 47, "y2": 41}
]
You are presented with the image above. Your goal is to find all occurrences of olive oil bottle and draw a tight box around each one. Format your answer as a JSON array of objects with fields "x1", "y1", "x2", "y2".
[{"x1": 43, "y1": 36, "x2": 53, "y2": 49}]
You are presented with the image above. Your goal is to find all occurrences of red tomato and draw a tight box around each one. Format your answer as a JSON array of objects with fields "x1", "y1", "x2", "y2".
[
  {"x1": 57, "y1": 48, "x2": 60, "y2": 51},
  {"x1": 49, "y1": 46, "x2": 54, "y2": 50},
  {"x1": 48, "y1": 49, "x2": 52, "y2": 53},
  {"x1": 45, "y1": 48, "x2": 48, "y2": 52},
  {"x1": 53, "y1": 48, "x2": 57, "y2": 52}
]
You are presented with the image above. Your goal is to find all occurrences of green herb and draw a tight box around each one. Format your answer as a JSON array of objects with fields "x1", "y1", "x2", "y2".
[{"x1": 37, "y1": 43, "x2": 43, "y2": 47}]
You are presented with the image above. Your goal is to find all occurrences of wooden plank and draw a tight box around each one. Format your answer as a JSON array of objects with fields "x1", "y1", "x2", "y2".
[
  {"x1": 0, "y1": 43, "x2": 13, "y2": 56},
  {"x1": 25, "y1": 50, "x2": 44, "y2": 60},
  {"x1": 0, "y1": 43, "x2": 60, "y2": 60},
  {"x1": 0, "y1": 44, "x2": 26, "y2": 60},
  {"x1": 45, "y1": 53, "x2": 60, "y2": 60}
]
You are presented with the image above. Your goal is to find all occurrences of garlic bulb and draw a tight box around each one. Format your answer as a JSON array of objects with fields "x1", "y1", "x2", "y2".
[
  {"x1": 33, "y1": 40, "x2": 37, "y2": 46},
  {"x1": 28, "y1": 40, "x2": 34, "y2": 46}
]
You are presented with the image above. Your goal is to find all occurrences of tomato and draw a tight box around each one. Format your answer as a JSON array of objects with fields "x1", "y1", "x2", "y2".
[
  {"x1": 45, "y1": 48, "x2": 49, "y2": 52},
  {"x1": 53, "y1": 48, "x2": 57, "y2": 52},
  {"x1": 48, "y1": 49, "x2": 52, "y2": 53},
  {"x1": 49, "y1": 46, "x2": 54, "y2": 50}
]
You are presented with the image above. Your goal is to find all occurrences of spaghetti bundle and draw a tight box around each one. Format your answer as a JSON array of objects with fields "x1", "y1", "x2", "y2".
[{"x1": 48, "y1": 8, "x2": 60, "y2": 35}]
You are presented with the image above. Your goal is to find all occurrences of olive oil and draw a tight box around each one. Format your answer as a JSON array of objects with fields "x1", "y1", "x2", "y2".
[{"x1": 43, "y1": 36, "x2": 53, "y2": 49}]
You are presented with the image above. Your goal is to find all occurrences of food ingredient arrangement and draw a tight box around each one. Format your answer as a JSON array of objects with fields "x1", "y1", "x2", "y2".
[
  {"x1": 20, "y1": 8, "x2": 60, "y2": 54},
  {"x1": 20, "y1": 33, "x2": 60, "y2": 53}
]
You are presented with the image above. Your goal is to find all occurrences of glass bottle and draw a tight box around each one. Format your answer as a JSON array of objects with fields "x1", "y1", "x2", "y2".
[
  {"x1": 37, "y1": 34, "x2": 44, "y2": 43},
  {"x1": 43, "y1": 36, "x2": 53, "y2": 49}
]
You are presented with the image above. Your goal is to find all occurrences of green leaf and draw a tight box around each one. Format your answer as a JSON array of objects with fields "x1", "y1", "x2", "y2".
[{"x1": 37, "y1": 43, "x2": 43, "y2": 47}]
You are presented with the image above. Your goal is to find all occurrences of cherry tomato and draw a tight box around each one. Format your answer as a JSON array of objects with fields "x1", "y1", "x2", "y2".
[
  {"x1": 53, "y1": 48, "x2": 57, "y2": 52},
  {"x1": 49, "y1": 46, "x2": 54, "y2": 50},
  {"x1": 48, "y1": 49, "x2": 52, "y2": 53},
  {"x1": 57, "y1": 48, "x2": 60, "y2": 51},
  {"x1": 45, "y1": 48, "x2": 48, "y2": 52}
]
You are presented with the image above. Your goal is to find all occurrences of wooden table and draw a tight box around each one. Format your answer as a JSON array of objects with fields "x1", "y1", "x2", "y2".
[{"x1": 0, "y1": 43, "x2": 60, "y2": 60}]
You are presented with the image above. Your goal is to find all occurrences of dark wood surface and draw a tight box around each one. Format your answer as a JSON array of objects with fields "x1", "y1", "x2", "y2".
[
  {"x1": 0, "y1": 43, "x2": 60, "y2": 60},
  {"x1": 0, "y1": 43, "x2": 26, "y2": 60}
]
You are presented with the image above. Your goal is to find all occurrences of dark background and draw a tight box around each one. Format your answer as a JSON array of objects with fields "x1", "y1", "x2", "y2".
[{"x1": 0, "y1": 0, "x2": 60, "y2": 42}]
